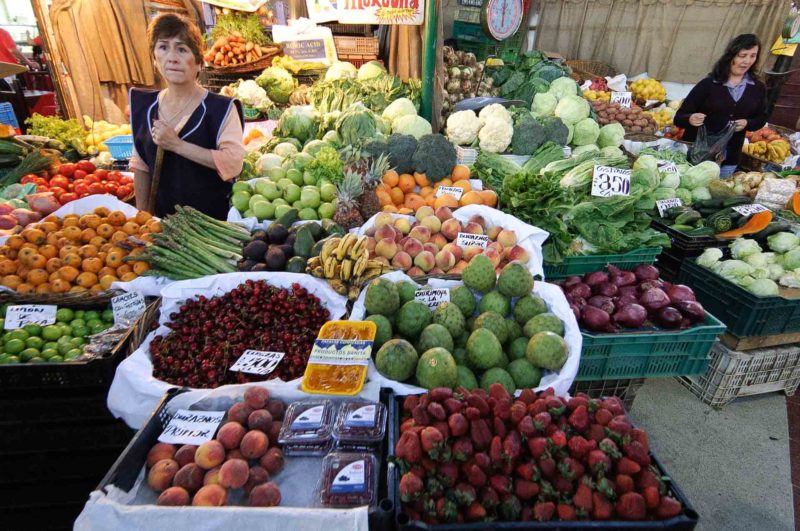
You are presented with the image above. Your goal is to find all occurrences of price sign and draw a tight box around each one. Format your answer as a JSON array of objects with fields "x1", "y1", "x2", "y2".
[
  {"x1": 229, "y1": 350, "x2": 285, "y2": 376},
  {"x1": 158, "y1": 409, "x2": 225, "y2": 445},
  {"x1": 4, "y1": 305, "x2": 56, "y2": 329},
  {"x1": 656, "y1": 198, "x2": 683, "y2": 217},
  {"x1": 657, "y1": 160, "x2": 679, "y2": 174},
  {"x1": 111, "y1": 292, "x2": 146, "y2": 325},
  {"x1": 732, "y1": 203, "x2": 769, "y2": 216},
  {"x1": 435, "y1": 186, "x2": 464, "y2": 200},
  {"x1": 611, "y1": 91, "x2": 633, "y2": 108},
  {"x1": 456, "y1": 232, "x2": 490, "y2": 248},
  {"x1": 415, "y1": 288, "x2": 450, "y2": 310},
  {"x1": 591, "y1": 166, "x2": 632, "y2": 198}
]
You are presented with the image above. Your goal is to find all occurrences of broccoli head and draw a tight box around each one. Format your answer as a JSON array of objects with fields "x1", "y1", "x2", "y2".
[
  {"x1": 511, "y1": 115, "x2": 546, "y2": 156},
  {"x1": 539, "y1": 116, "x2": 569, "y2": 146},
  {"x1": 363, "y1": 137, "x2": 389, "y2": 158},
  {"x1": 387, "y1": 133, "x2": 418, "y2": 174},
  {"x1": 412, "y1": 134, "x2": 457, "y2": 182}
]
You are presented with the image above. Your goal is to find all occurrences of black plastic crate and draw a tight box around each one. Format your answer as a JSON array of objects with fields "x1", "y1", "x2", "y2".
[
  {"x1": 650, "y1": 220, "x2": 729, "y2": 258},
  {"x1": 1, "y1": 447, "x2": 126, "y2": 487},
  {"x1": 389, "y1": 395, "x2": 699, "y2": 530},
  {"x1": 1, "y1": 418, "x2": 134, "y2": 455},
  {"x1": 656, "y1": 247, "x2": 684, "y2": 282},
  {"x1": 0, "y1": 392, "x2": 118, "y2": 425},
  {"x1": 1, "y1": 497, "x2": 94, "y2": 531}
]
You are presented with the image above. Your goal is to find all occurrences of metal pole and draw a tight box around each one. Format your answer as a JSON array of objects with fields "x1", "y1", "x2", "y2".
[{"x1": 420, "y1": 0, "x2": 438, "y2": 121}]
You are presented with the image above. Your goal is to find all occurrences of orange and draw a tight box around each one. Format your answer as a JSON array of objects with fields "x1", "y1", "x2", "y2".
[
  {"x1": 413, "y1": 172, "x2": 429, "y2": 187},
  {"x1": 40, "y1": 221, "x2": 59, "y2": 233},
  {"x1": 105, "y1": 249, "x2": 125, "y2": 268},
  {"x1": 116, "y1": 264, "x2": 133, "y2": 276},
  {"x1": 80, "y1": 228, "x2": 97, "y2": 243},
  {"x1": 51, "y1": 278, "x2": 70, "y2": 293},
  {"x1": 43, "y1": 214, "x2": 59, "y2": 224},
  {"x1": 62, "y1": 215, "x2": 80, "y2": 227},
  {"x1": 122, "y1": 221, "x2": 140, "y2": 235},
  {"x1": 389, "y1": 187, "x2": 405, "y2": 206},
  {"x1": 45, "y1": 232, "x2": 59, "y2": 246},
  {"x1": 79, "y1": 245, "x2": 99, "y2": 258},
  {"x1": 108, "y1": 211, "x2": 127, "y2": 226},
  {"x1": 82, "y1": 257, "x2": 103, "y2": 273},
  {"x1": 58, "y1": 265, "x2": 80, "y2": 282},
  {"x1": 27, "y1": 269, "x2": 48, "y2": 286},
  {"x1": 27, "y1": 254, "x2": 47, "y2": 269},
  {"x1": 132, "y1": 261, "x2": 150, "y2": 275},
  {"x1": 90, "y1": 284, "x2": 105, "y2": 294},
  {"x1": 39, "y1": 244, "x2": 57, "y2": 260},
  {"x1": 404, "y1": 194, "x2": 426, "y2": 211},
  {"x1": 76, "y1": 271, "x2": 98, "y2": 288},
  {"x1": 89, "y1": 236, "x2": 106, "y2": 248},
  {"x1": 22, "y1": 228, "x2": 46, "y2": 245},
  {"x1": 98, "y1": 266, "x2": 116, "y2": 279},
  {"x1": 479, "y1": 189, "x2": 498, "y2": 207},
  {"x1": 17, "y1": 247, "x2": 36, "y2": 264},
  {"x1": 398, "y1": 174, "x2": 416, "y2": 194},
  {"x1": 48, "y1": 271, "x2": 61, "y2": 284},
  {"x1": 398, "y1": 207, "x2": 414, "y2": 215},
  {"x1": 419, "y1": 186, "x2": 434, "y2": 197},
  {"x1": 62, "y1": 253, "x2": 81, "y2": 267},
  {"x1": 16, "y1": 266, "x2": 29, "y2": 280},
  {"x1": 111, "y1": 231, "x2": 128, "y2": 243},
  {"x1": 452, "y1": 180, "x2": 472, "y2": 193},
  {"x1": 45, "y1": 257, "x2": 62, "y2": 274},
  {"x1": 69, "y1": 286, "x2": 88, "y2": 293},
  {"x1": 459, "y1": 191, "x2": 483, "y2": 206},
  {"x1": 5, "y1": 235, "x2": 23, "y2": 249},
  {"x1": 434, "y1": 194, "x2": 460, "y2": 210},
  {"x1": 2, "y1": 274, "x2": 21, "y2": 289},
  {"x1": 0, "y1": 260, "x2": 16, "y2": 276},
  {"x1": 16, "y1": 283, "x2": 34, "y2": 294},
  {"x1": 100, "y1": 243, "x2": 113, "y2": 253},
  {"x1": 58, "y1": 245, "x2": 78, "y2": 259},
  {"x1": 382, "y1": 204, "x2": 399, "y2": 213},
  {"x1": 119, "y1": 272, "x2": 137, "y2": 282},
  {"x1": 382, "y1": 170, "x2": 399, "y2": 188},
  {"x1": 377, "y1": 190, "x2": 392, "y2": 207},
  {"x1": 93, "y1": 207, "x2": 111, "y2": 217},
  {"x1": 34, "y1": 283, "x2": 52, "y2": 294},
  {"x1": 451, "y1": 164, "x2": 471, "y2": 181},
  {"x1": 96, "y1": 223, "x2": 114, "y2": 239},
  {"x1": 99, "y1": 275, "x2": 118, "y2": 290},
  {"x1": 79, "y1": 214, "x2": 101, "y2": 229},
  {"x1": 63, "y1": 226, "x2": 81, "y2": 241},
  {"x1": 20, "y1": 242, "x2": 36, "y2": 251},
  {"x1": 1, "y1": 249, "x2": 16, "y2": 260},
  {"x1": 135, "y1": 210, "x2": 152, "y2": 225}
]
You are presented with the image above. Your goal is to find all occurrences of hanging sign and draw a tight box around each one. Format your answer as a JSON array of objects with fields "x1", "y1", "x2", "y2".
[{"x1": 337, "y1": 0, "x2": 425, "y2": 25}]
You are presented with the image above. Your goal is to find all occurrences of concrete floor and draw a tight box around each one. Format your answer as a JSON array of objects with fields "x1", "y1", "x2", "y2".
[{"x1": 629, "y1": 378, "x2": 794, "y2": 531}]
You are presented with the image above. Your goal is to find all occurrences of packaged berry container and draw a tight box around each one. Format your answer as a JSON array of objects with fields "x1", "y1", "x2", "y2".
[
  {"x1": 332, "y1": 400, "x2": 387, "y2": 452},
  {"x1": 277, "y1": 399, "x2": 335, "y2": 456},
  {"x1": 318, "y1": 452, "x2": 378, "y2": 508}
]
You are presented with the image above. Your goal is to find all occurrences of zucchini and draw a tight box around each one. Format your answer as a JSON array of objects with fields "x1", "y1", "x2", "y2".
[
  {"x1": 694, "y1": 198, "x2": 724, "y2": 209},
  {"x1": 0, "y1": 139, "x2": 25, "y2": 156},
  {"x1": 687, "y1": 227, "x2": 715, "y2": 237},
  {"x1": 674, "y1": 209, "x2": 702, "y2": 225},
  {"x1": 670, "y1": 224, "x2": 695, "y2": 233},
  {"x1": 722, "y1": 196, "x2": 753, "y2": 207},
  {"x1": 752, "y1": 220, "x2": 791, "y2": 240},
  {"x1": 665, "y1": 205, "x2": 689, "y2": 220}
]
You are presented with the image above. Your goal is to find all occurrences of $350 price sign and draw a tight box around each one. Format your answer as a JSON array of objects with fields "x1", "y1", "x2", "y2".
[{"x1": 591, "y1": 166, "x2": 632, "y2": 198}]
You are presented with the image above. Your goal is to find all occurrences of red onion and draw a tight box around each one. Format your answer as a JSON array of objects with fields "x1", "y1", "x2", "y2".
[
  {"x1": 612, "y1": 303, "x2": 647, "y2": 328},
  {"x1": 634, "y1": 264, "x2": 660, "y2": 281},
  {"x1": 563, "y1": 276, "x2": 583, "y2": 289},
  {"x1": 594, "y1": 282, "x2": 618, "y2": 297},
  {"x1": 572, "y1": 297, "x2": 587, "y2": 308},
  {"x1": 666, "y1": 284, "x2": 696, "y2": 304},
  {"x1": 638, "y1": 279, "x2": 665, "y2": 292},
  {"x1": 611, "y1": 270, "x2": 637, "y2": 287},
  {"x1": 615, "y1": 294, "x2": 639, "y2": 307},
  {"x1": 675, "y1": 300, "x2": 705, "y2": 323},
  {"x1": 588, "y1": 295, "x2": 615, "y2": 315},
  {"x1": 570, "y1": 305, "x2": 581, "y2": 320},
  {"x1": 618, "y1": 285, "x2": 639, "y2": 298},
  {"x1": 679, "y1": 318, "x2": 692, "y2": 329},
  {"x1": 584, "y1": 271, "x2": 610, "y2": 287},
  {"x1": 657, "y1": 306, "x2": 683, "y2": 328},
  {"x1": 581, "y1": 305, "x2": 613, "y2": 332},
  {"x1": 567, "y1": 283, "x2": 592, "y2": 300},
  {"x1": 639, "y1": 288, "x2": 671, "y2": 312}
]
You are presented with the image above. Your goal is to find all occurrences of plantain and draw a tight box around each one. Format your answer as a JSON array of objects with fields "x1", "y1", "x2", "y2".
[
  {"x1": 323, "y1": 256, "x2": 337, "y2": 278},
  {"x1": 328, "y1": 279, "x2": 347, "y2": 295},
  {"x1": 320, "y1": 238, "x2": 340, "y2": 262},
  {"x1": 349, "y1": 235, "x2": 367, "y2": 259},
  {"x1": 311, "y1": 265, "x2": 325, "y2": 277},
  {"x1": 347, "y1": 284, "x2": 362, "y2": 300},
  {"x1": 335, "y1": 233, "x2": 356, "y2": 261},
  {"x1": 307, "y1": 256, "x2": 321, "y2": 269},
  {"x1": 353, "y1": 251, "x2": 369, "y2": 277}
]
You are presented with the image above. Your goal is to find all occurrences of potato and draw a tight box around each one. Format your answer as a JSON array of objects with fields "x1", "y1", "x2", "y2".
[
  {"x1": 623, "y1": 119, "x2": 634, "y2": 126},
  {"x1": 631, "y1": 125, "x2": 642, "y2": 132}
]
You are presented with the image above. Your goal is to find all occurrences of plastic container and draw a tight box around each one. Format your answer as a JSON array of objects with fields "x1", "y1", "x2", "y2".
[
  {"x1": 277, "y1": 399, "x2": 335, "y2": 456},
  {"x1": 543, "y1": 247, "x2": 662, "y2": 279},
  {"x1": 0, "y1": 102, "x2": 19, "y2": 129},
  {"x1": 333, "y1": 400, "x2": 387, "y2": 452},
  {"x1": 651, "y1": 220, "x2": 729, "y2": 258},
  {"x1": 655, "y1": 247, "x2": 684, "y2": 282},
  {"x1": 678, "y1": 342, "x2": 800, "y2": 408},
  {"x1": 679, "y1": 258, "x2": 800, "y2": 336},
  {"x1": 569, "y1": 378, "x2": 646, "y2": 410},
  {"x1": 577, "y1": 312, "x2": 726, "y2": 380},
  {"x1": 301, "y1": 320, "x2": 376, "y2": 396},
  {"x1": 318, "y1": 452, "x2": 378, "y2": 508},
  {"x1": 104, "y1": 135, "x2": 133, "y2": 160}
]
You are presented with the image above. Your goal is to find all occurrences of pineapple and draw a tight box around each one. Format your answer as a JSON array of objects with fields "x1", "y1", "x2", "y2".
[
  {"x1": 333, "y1": 171, "x2": 365, "y2": 230},
  {"x1": 360, "y1": 153, "x2": 391, "y2": 219},
  {"x1": 339, "y1": 145, "x2": 369, "y2": 177}
]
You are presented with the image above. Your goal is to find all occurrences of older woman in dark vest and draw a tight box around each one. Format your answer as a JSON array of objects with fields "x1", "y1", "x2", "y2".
[{"x1": 129, "y1": 13, "x2": 244, "y2": 218}]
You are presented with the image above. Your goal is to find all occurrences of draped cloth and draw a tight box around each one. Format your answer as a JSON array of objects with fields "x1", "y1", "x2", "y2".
[{"x1": 535, "y1": 0, "x2": 789, "y2": 83}]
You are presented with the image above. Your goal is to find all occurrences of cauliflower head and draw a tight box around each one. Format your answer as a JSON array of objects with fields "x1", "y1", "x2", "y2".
[
  {"x1": 478, "y1": 104, "x2": 512, "y2": 128},
  {"x1": 478, "y1": 117, "x2": 513, "y2": 153},
  {"x1": 446, "y1": 110, "x2": 480, "y2": 146}
]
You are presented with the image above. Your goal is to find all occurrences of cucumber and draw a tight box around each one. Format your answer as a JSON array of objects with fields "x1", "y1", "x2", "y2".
[
  {"x1": 752, "y1": 220, "x2": 791, "y2": 240},
  {"x1": 675, "y1": 209, "x2": 702, "y2": 226},
  {"x1": 695, "y1": 198, "x2": 724, "y2": 209},
  {"x1": 722, "y1": 196, "x2": 753, "y2": 207},
  {"x1": 670, "y1": 224, "x2": 695, "y2": 233},
  {"x1": 687, "y1": 227, "x2": 715, "y2": 237}
]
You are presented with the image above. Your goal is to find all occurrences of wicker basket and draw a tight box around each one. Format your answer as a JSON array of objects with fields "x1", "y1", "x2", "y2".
[
  {"x1": 3, "y1": 289, "x2": 125, "y2": 307},
  {"x1": 624, "y1": 132, "x2": 661, "y2": 142},
  {"x1": 204, "y1": 46, "x2": 281, "y2": 75},
  {"x1": 739, "y1": 123, "x2": 796, "y2": 171},
  {"x1": 322, "y1": 23, "x2": 373, "y2": 36},
  {"x1": 127, "y1": 298, "x2": 161, "y2": 356},
  {"x1": 565, "y1": 59, "x2": 617, "y2": 81}
]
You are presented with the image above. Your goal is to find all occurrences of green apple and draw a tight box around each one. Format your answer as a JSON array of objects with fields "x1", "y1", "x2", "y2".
[
  {"x1": 284, "y1": 183, "x2": 301, "y2": 204},
  {"x1": 301, "y1": 187, "x2": 321, "y2": 209},
  {"x1": 252, "y1": 201, "x2": 275, "y2": 221}
]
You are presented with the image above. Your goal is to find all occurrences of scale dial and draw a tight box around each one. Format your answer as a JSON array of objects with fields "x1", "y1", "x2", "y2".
[{"x1": 481, "y1": 0, "x2": 523, "y2": 42}]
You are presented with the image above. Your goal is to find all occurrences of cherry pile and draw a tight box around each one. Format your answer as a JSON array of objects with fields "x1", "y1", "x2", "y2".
[{"x1": 150, "y1": 280, "x2": 330, "y2": 387}]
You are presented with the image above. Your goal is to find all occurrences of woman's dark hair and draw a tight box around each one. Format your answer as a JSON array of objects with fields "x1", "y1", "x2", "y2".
[
  {"x1": 710, "y1": 33, "x2": 761, "y2": 82},
  {"x1": 147, "y1": 13, "x2": 204, "y2": 65}
]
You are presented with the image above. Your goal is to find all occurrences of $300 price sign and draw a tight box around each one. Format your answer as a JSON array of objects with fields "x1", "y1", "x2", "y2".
[{"x1": 591, "y1": 166, "x2": 632, "y2": 198}]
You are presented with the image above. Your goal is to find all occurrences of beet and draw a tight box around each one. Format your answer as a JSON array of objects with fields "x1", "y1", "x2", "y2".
[
  {"x1": 639, "y1": 288, "x2": 671, "y2": 312},
  {"x1": 612, "y1": 304, "x2": 647, "y2": 329}
]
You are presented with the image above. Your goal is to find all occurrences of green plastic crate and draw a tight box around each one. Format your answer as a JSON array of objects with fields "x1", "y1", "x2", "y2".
[
  {"x1": 679, "y1": 259, "x2": 800, "y2": 337},
  {"x1": 576, "y1": 312, "x2": 726, "y2": 381},
  {"x1": 543, "y1": 247, "x2": 662, "y2": 280}
]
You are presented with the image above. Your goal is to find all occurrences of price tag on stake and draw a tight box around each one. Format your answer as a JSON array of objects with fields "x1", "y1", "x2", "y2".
[
  {"x1": 657, "y1": 160, "x2": 679, "y2": 174},
  {"x1": 111, "y1": 292, "x2": 146, "y2": 326},
  {"x1": 656, "y1": 198, "x2": 683, "y2": 217},
  {"x1": 415, "y1": 288, "x2": 450, "y2": 310},
  {"x1": 158, "y1": 409, "x2": 225, "y2": 445},
  {"x1": 732, "y1": 203, "x2": 769, "y2": 216},
  {"x1": 611, "y1": 91, "x2": 633, "y2": 108},
  {"x1": 591, "y1": 166, "x2": 632, "y2": 198},
  {"x1": 435, "y1": 186, "x2": 464, "y2": 200},
  {"x1": 455, "y1": 232, "x2": 489, "y2": 248},
  {"x1": 229, "y1": 350, "x2": 285, "y2": 376},
  {"x1": 4, "y1": 305, "x2": 56, "y2": 329}
]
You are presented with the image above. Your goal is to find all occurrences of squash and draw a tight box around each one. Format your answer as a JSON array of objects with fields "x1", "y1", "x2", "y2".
[
  {"x1": 791, "y1": 190, "x2": 800, "y2": 216},
  {"x1": 716, "y1": 210, "x2": 773, "y2": 238}
]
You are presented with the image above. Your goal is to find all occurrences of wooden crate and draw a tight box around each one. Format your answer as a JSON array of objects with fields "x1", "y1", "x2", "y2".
[
  {"x1": 720, "y1": 331, "x2": 800, "y2": 351},
  {"x1": 333, "y1": 36, "x2": 379, "y2": 57}
]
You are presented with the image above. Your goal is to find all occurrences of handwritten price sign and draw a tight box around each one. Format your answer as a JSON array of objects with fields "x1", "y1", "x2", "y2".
[
  {"x1": 732, "y1": 203, "x2": 769, "y2": 216},
  {"x1": 591, "y1": 166, "x2": 632, "y2": 198},
  {"x1": 4, "y1": 305, "x2": 57, "y2": 329},
  {"x1": 229, "y1": 350, "x2": 285, "y2": 376},
  {"x1": 656, "y1": 198, "x2": 683, "y2": 217},
  {"x1": 611, "y1": 91, "x2": 633, "y2": 108}
]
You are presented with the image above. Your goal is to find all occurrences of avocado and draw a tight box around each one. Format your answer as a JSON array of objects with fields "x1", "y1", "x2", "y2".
[
  {"x1": 286, "y1": 256, "x2": 307, "y2": 273},
  {"x1": 238, "y1": 259, "x2": 257, "y2": 272},
  {"x1": 251, "y1": 229, "x2": 268, "y2": 243},
  {"x1": 275, "y1": 208, "x2": 299, "y2": 227},
  {"x1": 321, "y1": 219, "x2": 345, "y2": 237},
  {"x1": 278, "y1": 244, "x2": 294, "y2": 258},
  {"x1": 265, "y1": 247, "x2": 286, "y2": 271},
  {"x1": 311, "y1": 239, "x2": 326, "y2": 257},
  {"x1": 285, "y1": 232, "x2": 297, "y2": 247},
  {"x1": 243, "y1": 240, "x2": 268, "y2": 260},
  {"x1": 293, "y1": 226, "x2": 315, "y2": 258},
  {"x1": 307, "y1": 222, "x2": 323, "y2": 240},
  {"x1": 267, "y1": 223, "x2": 289, "y2": 245}
]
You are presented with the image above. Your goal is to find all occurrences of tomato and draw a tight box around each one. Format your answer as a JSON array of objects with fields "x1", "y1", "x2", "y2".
[
  {"x1": 74, "y1": 183, "x2": 89, "y2": 196},
  {"x1": 49, "y1": 186, "x2": 65, "y2": 198},
  {"x1": 40, "y1": 170, "x2": 51, "y2": 179},
  {"x1": 49, "y1": 176, "x2": 70, "y2": 189},
  {"x1": 60, "y1": 192, "x2": 78, "y2": 204},
  {"x1": 76, "y1": 160, "x2": 96, "y2": 174},
  {"x1": 20, "y1": 174, "x2": 38, "y2": 184},
  {"x1": 88, "y1": 183, "x2": 106, "y2": 195},
  {"x1": 84, "y1": 173, "x2": 100, "y2": 184},
  {"x1": 104, "y1": 182, "x2": 119, "y2": 194},
  {"x1": 94, "y1": 168, "x2": 108, "y2": 179},
  {"x1": 67, "y1": 183, "x2": 74, "y2": 192},
  {"x1": 58, "y1": 163, "x2": 76, "y2": 177},
  {"x1": 33, "y1": 177, "x2": 49, "y2": 187},
  {"x1": 120, "y1": 175, "x2": 134, "y2": 186},
  {"x1": 116, "y1": 185, "x2": 133, "y2": 199},
  {"x1": 74, "y1": 170, "x2": 87, "y2": 181},
  {"x1": 80, "y1": 193, "x2": 90, "y2": 198},
  {"x1": 36, "y1": 184, "x2": 49, "y2": 193}
]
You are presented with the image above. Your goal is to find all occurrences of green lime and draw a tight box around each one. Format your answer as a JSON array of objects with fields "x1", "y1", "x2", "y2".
[
  {"x1": 22, "y1": 324, "x2": 42, "y2": 337},
  {"x1": 70, "y1": 318, "x2": 86, "y2": 328},
  {"x1": 59, "y1": 324, "x2": 72, "y2": 337},
  {"x1": 19, "y1": 348, "x2": 40, "y2": 362},
  {"x1": 74, "y1": 310, "x2": 85, "y2": 319},
  {"x1": 69, "y1": 337, "x2": 85, "y2": 348},
  {"x1": 42, "y1": 325, "x2": 62, "y2": 341},
  {"x1": 44, "y1": 341, "x2": 58, "y2": 350},
  {"x1": 49, "y1": 355, "x2": 63, "y2": 363},
  {"x1": 90, "y1": 322, "x2": 107, "y2": 335},
  {"x1": 0, "y1": 318, "x2": 5, "y2": 330},
  {"x1": 0, "y1": 353, "x2": 9, "y2": 364},
  {"x1": 8, "y1": 330, "x2": 29, "y2": 342},
  {"x1": 71, "y1": 326, "x2": 89, "y2": 338},
  {"x1": 5, "y1": 338, "x2": 25, "y2": 355},
  {"x1": 57, "y1": 341, "x2": 72, "y2": 356},
  {"x1": 28, "y1": 357, "x2": 45, "y2": 363},
  {"x1": 64, "y1": 349, "x2": 82, "y2": 360},
  {"x1": 56, "y1": 308, "x2": 74, "y2": 322},
  {"x1": 84, "y1": 311, "x2": 100, "y2": 322},
  {"x1": 25, "y1": 336, "x2": 44, "y2": 350},
  {"x1": 86, "y1": 319, "x2": 102, "y2": 329},
  {"x1": 41, "y1": 348, "x2": 58, "y2": 360},
  {"x1": 5, "y1": 355, "x2": 19, "y2": 363},
  {"x1": 102, "y1": 309, "x2": 113, "y2": 322}
]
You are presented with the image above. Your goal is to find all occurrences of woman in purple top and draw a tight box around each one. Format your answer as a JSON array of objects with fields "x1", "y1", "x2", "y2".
[{"x1": 674, "y1": 34, "x2": 767, "y2": 177}]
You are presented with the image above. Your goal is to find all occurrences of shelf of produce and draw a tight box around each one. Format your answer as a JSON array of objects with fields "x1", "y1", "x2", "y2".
[
  {"x1": 678, "y1": 342, "x2": 800, "y2": 408},
  {"x1": 576, "y1": 313, "x2": 726, "y2": 381},
  {"x1": 543, "y1": 247, "x2": 662, "y2": 280},
  {"x1": 679, "y1": 259, "x2": 800, "y2": 337}
]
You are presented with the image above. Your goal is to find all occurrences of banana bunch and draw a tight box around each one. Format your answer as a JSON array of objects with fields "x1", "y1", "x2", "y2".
[
  {"x1": 743, "y1": 141, "x2": 767, "y2": 157},
  {"x1": 767, "y1": 140, "x2": 791, "y2": 163},
  {"x1": 307, "y1": 234, "x2": 393, "y2": 299}
]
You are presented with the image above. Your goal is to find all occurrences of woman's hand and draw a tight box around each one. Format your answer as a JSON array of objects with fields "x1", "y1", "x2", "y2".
[
  {"x1": 151, "y1": 119, "x2": 183, "y2": 152},
  {"x1": 689, "y1": 113, "x2": 706, "y2": 127},
  {"x1": 734, "y1": 119, "x2": 748, "y2": 132}
]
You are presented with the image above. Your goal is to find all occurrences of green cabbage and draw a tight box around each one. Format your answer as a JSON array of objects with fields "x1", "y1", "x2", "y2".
[
  {"x1": 531, "y1": 93, "x2": 557, "y2": 117},
  {"x1": 336, "y1": 103, "x2": 378, "y2": 146},
  {"x1": 747, "y1": 278, "x2": 779, "y2": 296},
  {"x1": 255, "y1": 66, "x2": 297, "y2": 104},
  {"x1": 654, "y1": 187, "x2": 676, "y2": 200},
  {"x1": 274, "y1": 106, "x2": 319, "y2": 144},
  {"x1": 548, "y1": 77, "x2": 580, "y2": 101},
  {"x1": 324, "y1": 61, "x2": 357, "y2": 81},
  {"x1": 717, "y1": 259, "x2": 754, "y2": 280},
  {"x1": 784, "y1": 248, "x2": 800, "y2": 270},
  {"x1": 767, "y1": 232, "x2": 800, "y2": 253},
  {"x1": 675, "y1": 187, "x2": 692, "y2": 205},
  {"x1": 571, "y1": 118, "x2": 600, "y2": 146},
  {"x1": 572, "y1": 144, "x2": 599, "y2": 157},
  {"x1": 597, "y1": 123, "x2": 625, "y2": 149},
  {"x1": 660, "y1": 171, "x2": 680, "y2": 189},
  {"x1": 768, "y1": 263, "x2": 785, "y2": 281},
  {"x1": 691, "y1": 187, "x2": 711, "y2": 202},
  {"x1": 393, "y1": 114, "x2": 432, "y2": 139},
  {"x1": 382, "y1": 97, "x2": 417, "y2": 123},
  {"x1": 745, "y1": 253, "x2": 769, "y2": 268},
  {"x1": 357, "y1": 60, "x2": 386, "y2": 80},
  {"x1": 697, "y1": 248, "x2": 723, "y2": 268},
  {"x1": 731, "y1": 238, "x2": 762, "y2": 260},
  {"x1": 554, "y1": 95, "x2": 590, "y2": 125},
  {"x1": 634, "y1": 155, "x2": 659, "y2": 173},
  {"x1": 600, "y1": 146, "x2": 623, "y2": 158},
  {"x1": 680, "y1": 160, "x2": 719, "y2": 190}
]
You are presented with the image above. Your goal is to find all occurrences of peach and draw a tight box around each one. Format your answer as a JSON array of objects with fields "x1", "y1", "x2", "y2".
[
  {"x1": 403, "y1": 238, "x2": 423, "y2": 258},
  {"x1": 195, "y1": 440, "x2": 225, "y2": 470},
  {"x1": 394, "y1": 228, "x2": 404, "y2": 243},
  {"x1": 408, "y1": 225, "x2": 431, "y2": 243},
  {"x1": 259, "y1": 447, "x2": 284, "y2": 474},
  {"x1": 247, "y1": 409, "x2": 273, "y2": 432},
  {"x1": 415, "y1": 205, "x2": 435, "y2": 221},
  {"x1": 450, "y1": 260, "x2": 468, "y2": 274},
  {"x1": 463, "y1": 222, "x2": 484, "y2": 235},
  {"x1": 375, "y1": 237, "x2": 398, "y2": 259},
  {"x1": 508, "y1": 245, "x2": 530, "y2": 264},
  {"x1": 487, "y1": 241, "x2": 505, "y2": 256},
  {"x1": 219, "y1": 458, "x2": 250, "y2": 489},
  {"x1": 226, "y1": 449, "x2": 244, "y2": 461},
  {"x1": 497, "y1": 229, "x2": 517, "y2": 248},
  {"x1": 147, "y1": 443, "x2": 176, "y2": 468},
  {"x1": 267, "y1": 422, "x2": 282, "y2": 444},
  {"x1": 394, "y1": 217, "x2": 411, "y2": 235},
  {"x1": 440, "y1": 218, "x2": 462, "y2": 241},
  {"x1": 147, "y1": 459, "x2": 179, "y2": 492},
  {"x1": 173, "y1": 463, "x2": 204, "y2": 494},
  {"x1": 204, "y1": 466, "x2": 221, "y2": 486},
  {"x1": 495, "y1": 265, "x2": 504, "y2": 274},
  {"x1": 486, "y1": 226, "x2": 502, "y2": 240},
  {"x1": 429, "y1": 267, "x2": 445, "y2": 275},
  {"x1": 217, "y1": 421, "x2": 246, "y2": 450},
  {"x1": 435, "y1": 250, "x2": 456, "y2": 271},
  {"x1": 435, "y1": 206, "x2": 453, "y2": 221},
  {"x1": 421, "y1": 242, "x2": 437, "y2": 255},
  {"x1": 414, "y1": 251, "x2": 435, "y2": 273},
  {"x1": 430, "y1": 233, "x2": 448, "y2": 250},
  {"x1": 374, "y1": 256, "x2": 390, "y2": 267},
  {"x1": 483, "y1": 248, "x2": 502, "y2": 267},
  {"x1": 468, "y1": 214, "x2": 487, "y2": 228},
  {"x1": 374, "y1": 212, "x2": 394, "y2": 230},
  {"x1": 157, "y1": 486, "x2": 190, "y2": 506},
  {"x1": 375, "y1": 224, "x2": 396, "y2": 241},
  {"x1": 391, "y1": 251, "x2": 412, "y2": 270},
  {"x1": 174, "y1": 445, "x2": 198, "y2": 468},
  {"x1": 463, "y1": 246, "x2": 483, "y2": 261},
  {"x1": 240, "y1": 430, "x2": 269, "y2": 459},
  {"x1": 244, "y1": 387, "x2": 269, "y2": 409},
  {"x1": 398, "y1": 236, "x2": 410, "y2": 247},
  {"x1": 365, "y1": 237, "x2": 377, "y2": 252},
  {"x1": 249, "y1": 482, "x2": 281, "y2": 507},
  {"x1": 364, "y1": 225, "x2": 376, "y2": 237},
  {"x1": 244, "y1": 465, "x2": 270, "y2": 493},
  {"x1": 407, "y1": 266, "x2": 424, "y2": 277},
  {"x1": 227, "y1": 402, "x2": 253, "y2": 426},
  {"x1": 442, "y1": 243, "x2": 462, "y2": 262},
  {"x1": 192, "y1": 484, "x2": 228, "y2": 506},
  {"x1": 421, "y1": 215, "x2": 442, "y2": 234}
]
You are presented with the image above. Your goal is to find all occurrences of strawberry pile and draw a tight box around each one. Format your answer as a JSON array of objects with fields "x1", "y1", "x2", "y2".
[{"x1": 395, "y1": 385, "x2": 683, "y2": 524}]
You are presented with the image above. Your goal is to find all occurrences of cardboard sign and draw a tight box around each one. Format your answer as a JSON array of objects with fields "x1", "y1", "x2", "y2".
[
  {"x1": 230, "y1": 350, "x2": 285, "y2": 376},
  {"x1": 111, "y1": 292, "x2": 146, "y2": 325},
  {"x1": 415, "y1": 288, "x2": 450, "y2": 310},
  {"x1": 435, "y1": 186, "x2": 464, "y2": 200},
  {"x1": 591, "y1": 166, "x2": 632, "y2": 198},
  {"x1": 4, "y1": 305, "x2": 56, "y2": 329},
  {"x1": 158, "y1": 410, "x2": 225, "y2": 445},
  {"x1": 337, "y1": 0, "x2": 424, "y2": 25},
  {"x1": 656, "y1": 198, "x2": 683, "y2": 217},
  {"x1": 732, "y1": 203, "x2": 769, "y2": 216},
  {"x1": 611, "y1": 91, "x2": 633, "y2": 108},
  {"x1": 456, "y1": 232, "x2": 490, "y2": 248},
  {"x1": 283, "y1": 39, "x2": 329, "y2": 62}
]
